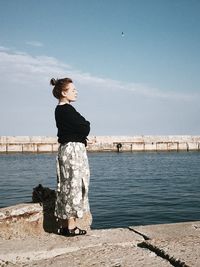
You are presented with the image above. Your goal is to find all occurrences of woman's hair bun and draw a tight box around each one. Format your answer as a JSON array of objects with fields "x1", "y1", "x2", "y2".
[{"x1": 50, "y1": 78, "x2": 58, "y2": 86}]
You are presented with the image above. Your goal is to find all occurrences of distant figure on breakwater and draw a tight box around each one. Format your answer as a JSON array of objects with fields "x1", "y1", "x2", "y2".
[{"x1": 50, "y1": 77, "x2": 90, "y2": 237}]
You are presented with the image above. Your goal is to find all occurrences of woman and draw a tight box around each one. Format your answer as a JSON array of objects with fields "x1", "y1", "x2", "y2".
[{"x1": 50, "y1": 77, "x2": 90, "y2": 236}]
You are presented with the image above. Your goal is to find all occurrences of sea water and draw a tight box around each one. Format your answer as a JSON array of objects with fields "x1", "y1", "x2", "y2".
[{"x1": 0, "y1": 151, "x2": 200, "y2": 229}]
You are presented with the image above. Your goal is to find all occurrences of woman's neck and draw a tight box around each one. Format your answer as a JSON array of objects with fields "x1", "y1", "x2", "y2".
[{"x1": 58, "y1": 99, "x2": 70, "y2": 105}]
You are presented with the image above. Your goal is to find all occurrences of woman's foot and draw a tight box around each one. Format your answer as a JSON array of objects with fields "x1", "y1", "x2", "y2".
[
  {"x1": 58, "y1": 227, "x2": 69, "y2": 236},
  {"x1": 58, "y1": 227, "x2": 87, "y2": 236},
  {"x1": 67, "y1": 227, "x2": 87, "y2": 236}
]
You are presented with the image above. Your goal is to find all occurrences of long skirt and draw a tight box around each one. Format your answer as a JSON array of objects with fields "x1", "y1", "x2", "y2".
[{"x1": 54, "y1": 142, "x2": 90, "y2": 220}]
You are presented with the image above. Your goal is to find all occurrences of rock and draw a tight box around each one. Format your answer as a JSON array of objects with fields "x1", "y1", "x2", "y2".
[{"x1": 0, "y1": 203, "x2": 92, "y2": 240}]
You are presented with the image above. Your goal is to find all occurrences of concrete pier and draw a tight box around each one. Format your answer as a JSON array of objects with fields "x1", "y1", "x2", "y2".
[
  {"x1": 0, "y1": 203, "x2": 199, "y2": 266},
  {"x1": 0, "y1": 135, "x2": 200, "y2": 152}
]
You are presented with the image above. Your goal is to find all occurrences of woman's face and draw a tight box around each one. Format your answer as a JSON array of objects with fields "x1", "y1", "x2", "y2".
[{"x1": 62, "y1": 83, "x2": 77, "y2": 102}]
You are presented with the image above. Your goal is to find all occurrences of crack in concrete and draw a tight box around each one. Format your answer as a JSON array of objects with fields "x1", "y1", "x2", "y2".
[
  {"x1": 128, "y1": 227, "x2": 190, "y2": 267},
  {"x1": 137, "y1": 241, "x2": 189, "y2": 267},
  {"x1": 128, "y1": 227, "x2": 150, "y2": 240}
]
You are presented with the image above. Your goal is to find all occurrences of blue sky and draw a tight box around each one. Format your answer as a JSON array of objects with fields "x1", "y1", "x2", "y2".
[{"x1": 0, "y1": 0, "x2": 200, "y2": 136}]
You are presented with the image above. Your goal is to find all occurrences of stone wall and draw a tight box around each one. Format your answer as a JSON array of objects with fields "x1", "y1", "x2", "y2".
[
  {"x1": 0, "y1": 135, "x2": 200, "y2": 152},
  {"x1": 0, "y1": 203, "x2": 92, "y2": 239},
  {"x1": 0, "y1": 136, "x2": 58, "y2": 153}
]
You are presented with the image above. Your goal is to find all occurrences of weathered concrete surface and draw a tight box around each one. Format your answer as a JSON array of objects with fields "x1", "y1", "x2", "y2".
[
  {"x1": 0, "y1": 204, "x2": 199, "y2": 266},
  {"x1": 0, "y1": 228, "x2": 171, "y2": 267},
  {"x1": 130, "y1": 221, "x2": 200, "y2": 267}
]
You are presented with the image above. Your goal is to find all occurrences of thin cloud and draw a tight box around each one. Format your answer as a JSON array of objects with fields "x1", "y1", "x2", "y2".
[
  {"x1": 0, "y1": 46, "x2": 199, "y2": 136},
  {"x1": 0, "y1": 46, "x2": 10, "y2": 51},
  {"x1": 26, "y1": 41, "x2": 44, "y2": 47},
  {"x1": 0, "y1": 47, "x2": 198, "y2": 101}
]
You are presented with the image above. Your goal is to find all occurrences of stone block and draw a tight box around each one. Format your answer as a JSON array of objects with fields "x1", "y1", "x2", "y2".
[
  {"x1": 122, "y1": 143, "x2": 132, "y2": 151},
  {"x1": 52, "y1": 143, "x2": 59, "y2": 152},
  {"x1": 7, "y1": 144, "x2": 23, "y2": 152},
  {"x1": 0, "y1": 144, "x2": 6, "y2": 152},
  {"x1": 144, "y1": 142, "x2": 157, "y2": 151},
  {"x1": 22, "y1": 144, "x2": 38, "y2": 152},
  {"x1": 37, "y1": 144, "x2": 53, "y2": 152},
  {"x1": 132, "y1": 142, "x2": 145, "y2": 151},
  {"x1": 167, "y1": 142, "x2": 178, "y2": 151},
  {"x1": 0, "y1": 203, "x2": 43, "y2": 239},
  {"x1": 156, "y1": 142, "x2": 168, "y2": 151},
  {"x1": 187, "y1": 142, "x2": 199, "y2": 150},
  {"x1": 178, "y1": 142, "x2": 188, "y2": 150}
]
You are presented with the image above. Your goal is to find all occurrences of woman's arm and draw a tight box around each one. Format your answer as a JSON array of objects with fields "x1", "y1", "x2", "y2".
[{"x1": 66, "y1": 105, "x2": 90, "y2": 136}]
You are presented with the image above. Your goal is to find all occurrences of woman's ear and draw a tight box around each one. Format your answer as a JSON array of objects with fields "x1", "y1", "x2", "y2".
[{"x1": 61, "y1": 90, "x2": 68, "y2": 97}]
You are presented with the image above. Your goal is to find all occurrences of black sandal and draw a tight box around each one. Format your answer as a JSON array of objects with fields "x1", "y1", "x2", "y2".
[
  {"x1": 67, "y1": 227, "x2": 87, "y2": 236},
  {"x1": 58, "y1": 227, "x2": 69, "y2": 236}
]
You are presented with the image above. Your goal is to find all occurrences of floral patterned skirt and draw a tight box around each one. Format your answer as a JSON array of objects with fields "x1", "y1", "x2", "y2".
[{"x1": 54, "y1": 142, "x2": 90, "y2": 219}]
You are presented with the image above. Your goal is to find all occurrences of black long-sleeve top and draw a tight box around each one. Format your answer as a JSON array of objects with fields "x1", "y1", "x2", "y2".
[{"x1": 55, "y1": 103, "x2": 90, "y2": 146}]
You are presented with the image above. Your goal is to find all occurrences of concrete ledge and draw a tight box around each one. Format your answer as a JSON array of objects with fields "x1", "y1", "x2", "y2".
[
  {"x1": 1, "y1": 135, "x2": 200, "y2": 152},
  {"x1": 130, "y1": 221, "x2": 200, "y2": 267},
  {"x1": 0, "y1": 203, "x2": 199, "y2": 266}
]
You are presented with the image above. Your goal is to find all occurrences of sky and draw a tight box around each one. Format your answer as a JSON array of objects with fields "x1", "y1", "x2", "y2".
[{"x1": 0, "y1": 0, "x2": 200, "y2": 136}]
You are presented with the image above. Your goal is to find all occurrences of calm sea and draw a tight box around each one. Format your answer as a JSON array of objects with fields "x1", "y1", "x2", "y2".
[{"x1": 0, "y1": 152, "x2": 200, "y2": 229}]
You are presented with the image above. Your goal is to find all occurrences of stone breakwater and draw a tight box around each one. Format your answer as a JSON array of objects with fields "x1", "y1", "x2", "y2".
[
  {"x1": 0, "y1": 203, "x2": 200, "y2": 266},
  {"x1": 0, "y1": 135, "x2": 200, "y2": 153}
]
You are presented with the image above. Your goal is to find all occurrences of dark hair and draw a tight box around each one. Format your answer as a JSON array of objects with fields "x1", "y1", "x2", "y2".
[{"x1": 50, "y1": 77, "x2": 73, "y2": 99}]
